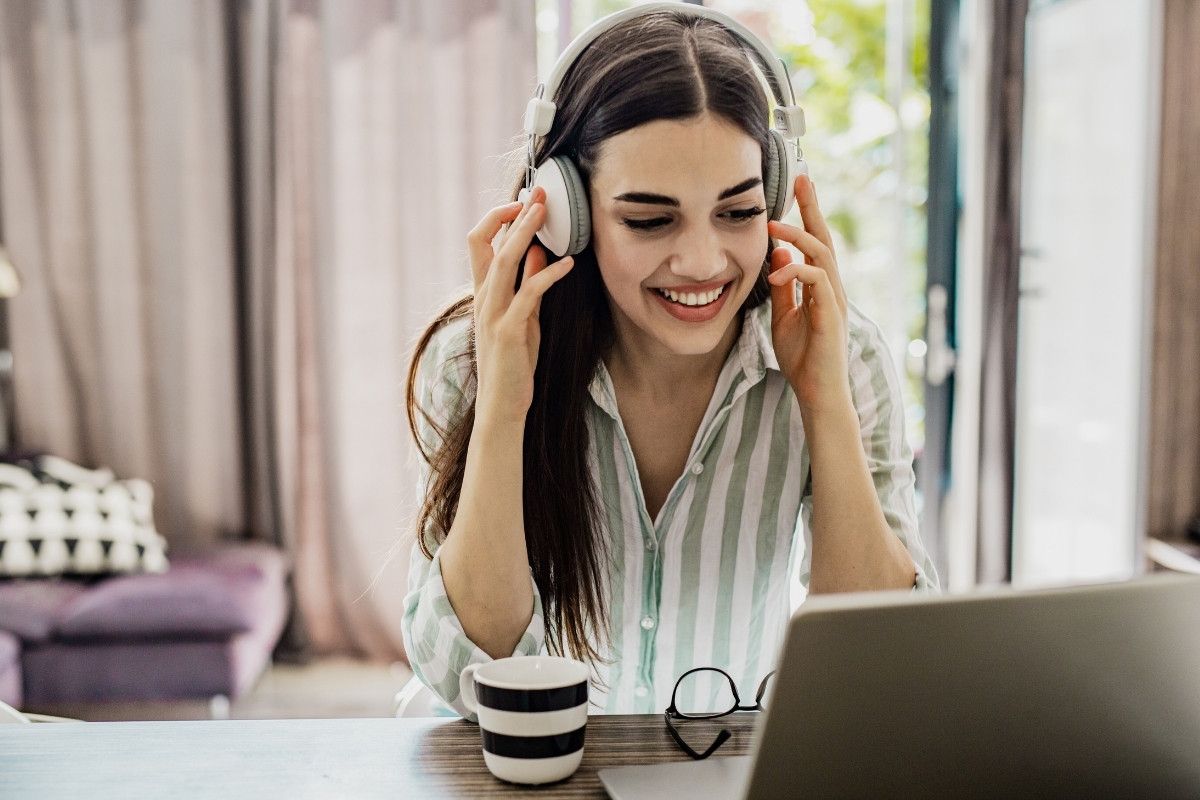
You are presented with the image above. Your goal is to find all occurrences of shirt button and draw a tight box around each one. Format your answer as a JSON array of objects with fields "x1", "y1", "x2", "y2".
[
  {"x1": 640, "y1": 616, "x2": 655, "y2": 631},
  {"x1": 645, "y1": 539, "x2": 657, "y2": 551},
  {"x1": 634, "y1": 685, "x2": 649, "y2": 698},
  {"x1": 690, "y1": 462, "x2": 704, "y2": 475}
]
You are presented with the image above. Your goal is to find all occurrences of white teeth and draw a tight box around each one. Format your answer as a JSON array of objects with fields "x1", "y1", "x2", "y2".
[{"x1": 656, "y1": 283, "x2": 726, "y2": 306}]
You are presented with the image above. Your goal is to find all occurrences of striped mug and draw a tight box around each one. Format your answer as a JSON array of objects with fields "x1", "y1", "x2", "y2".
[{"x1": 460, "y1": 655, "x2": 590, "y2": 785}]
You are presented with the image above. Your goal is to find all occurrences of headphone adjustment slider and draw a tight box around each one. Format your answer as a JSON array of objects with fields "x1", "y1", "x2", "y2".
[
  {"x1": 773, "y1": 105, "x2": 806, "y2": 138},
  {"x1": 524, "y1": 95, "x2": 557, "y2": 137}
]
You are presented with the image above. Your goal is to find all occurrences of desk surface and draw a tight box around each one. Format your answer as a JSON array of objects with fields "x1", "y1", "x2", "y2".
[{"x1": 0, "y1": 713, "x2": 759, "y2": 798}]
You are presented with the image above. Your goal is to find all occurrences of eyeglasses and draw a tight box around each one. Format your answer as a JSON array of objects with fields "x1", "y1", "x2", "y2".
[{"x1": 664, "y1": 667, "x2": 776, "y2": 760}]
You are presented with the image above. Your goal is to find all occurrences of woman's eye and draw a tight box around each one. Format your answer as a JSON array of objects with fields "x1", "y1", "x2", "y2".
[
  {"x1": 621, "y1": 207, "x2": 766, "y2": 232},
  {"x1": 726, "y1": 206, "x2": 766, "y2": 222},
  {"x1": 622, "y1": 217, "x2": 671, "y2": 231}
]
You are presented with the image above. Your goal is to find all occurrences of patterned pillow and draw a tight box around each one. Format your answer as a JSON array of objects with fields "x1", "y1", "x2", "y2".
[{"x1": 0, "y1": 455, "x2": 168, "y2": 578}]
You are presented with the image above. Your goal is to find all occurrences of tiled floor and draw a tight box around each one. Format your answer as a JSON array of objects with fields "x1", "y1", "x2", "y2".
[{"x1": 27, "y1": 657, "x2": 415, "y2": 722}]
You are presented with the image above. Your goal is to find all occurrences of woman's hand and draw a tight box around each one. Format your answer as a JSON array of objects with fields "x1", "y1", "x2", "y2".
[
  {"x1": 765, "y1": 174, "x2": 851, "y2": 418},
  {"x1": 467, "y1": 185, "x2": 575, "y2": 425}
]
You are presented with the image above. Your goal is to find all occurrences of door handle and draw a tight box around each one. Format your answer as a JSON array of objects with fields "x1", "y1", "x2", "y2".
[{"x1": 911, "y1": 284, "x2": 956, "y2": 387}]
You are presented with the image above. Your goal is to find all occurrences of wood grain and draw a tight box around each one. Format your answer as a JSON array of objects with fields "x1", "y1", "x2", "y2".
[
  {"x1": 0, "y1": 713, "x2": 760, "y2": 799},
  {"x1": 1147, "y1": 0, "x2": 1200, "y2": 541}
]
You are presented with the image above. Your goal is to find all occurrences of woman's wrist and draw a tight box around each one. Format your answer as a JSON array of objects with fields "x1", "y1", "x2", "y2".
[
  {"x1": 474, "y1": 401, "x2": 529, "y2": 436},
  {"x1": 797, "y1": 388, "x2": 856, "y2": 434}
]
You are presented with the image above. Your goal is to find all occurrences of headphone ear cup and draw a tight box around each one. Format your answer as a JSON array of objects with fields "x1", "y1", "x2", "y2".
[
  {"x1": 530, "y1": 154, "x2": 591, "y2": 258},
  {"x1": 764, "y1": 130, "x2": 790, "y2": 221},
  {"x1": 555, "y1": 155, "x2": 591, "y2": 257}
]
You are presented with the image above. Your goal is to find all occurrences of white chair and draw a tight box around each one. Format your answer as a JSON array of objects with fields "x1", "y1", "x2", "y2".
[
  {"x1": 393, "y1": 675, "x2": 455, "y2": 718},
  {"x1": 0, "y1": 700, "x2": 81, "y2": 724},
  {"x1": 0, "y1": 700, "x2": 29, "y2": 723}
]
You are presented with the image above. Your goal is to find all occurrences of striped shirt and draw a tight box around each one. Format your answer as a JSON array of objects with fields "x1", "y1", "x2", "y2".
[{"x1": 402, "y1": 295, "x2": 940, "y2": 720}]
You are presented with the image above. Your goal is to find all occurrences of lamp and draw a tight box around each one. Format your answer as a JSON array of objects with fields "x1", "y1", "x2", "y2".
[
  {"x1": 0, "y1": 244, "x2": 23, "y2": 452},
  {"x1": 0, "y1": 246, "x2": 21, "y2": 299}
]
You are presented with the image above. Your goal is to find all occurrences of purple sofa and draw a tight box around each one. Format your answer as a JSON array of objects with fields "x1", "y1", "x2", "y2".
[{"x1": 0, "y1": 542, "x2": 288, "y2": 707}]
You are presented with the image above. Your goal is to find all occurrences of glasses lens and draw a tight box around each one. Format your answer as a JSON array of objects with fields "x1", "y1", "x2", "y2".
[{"x1": 674, "y1": 668, "x2": 737, "y2": 718}]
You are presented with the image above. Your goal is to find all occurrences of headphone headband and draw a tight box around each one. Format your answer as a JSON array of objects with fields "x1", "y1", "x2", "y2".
[
  {"x1": 523, "y1": 1, "x2": 805, "y2": 141},
  {"x1": 517, "y1": 1, "x2": 809, "y2": 256}
]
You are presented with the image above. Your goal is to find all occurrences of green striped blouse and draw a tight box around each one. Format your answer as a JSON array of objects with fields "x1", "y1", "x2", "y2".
[{"x1": 402, "y1": 296, "x2": 940, "y2": 719}]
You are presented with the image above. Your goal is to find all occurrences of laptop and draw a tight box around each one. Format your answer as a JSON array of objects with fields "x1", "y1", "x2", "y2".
[{"x1": 599, "y1": 573, "x2": 1200, "y2": 799}]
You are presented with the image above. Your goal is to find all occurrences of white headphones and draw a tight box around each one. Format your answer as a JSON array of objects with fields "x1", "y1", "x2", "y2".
[{"x1": 517, "y1": 1, "x2": 809, "y2": 259}]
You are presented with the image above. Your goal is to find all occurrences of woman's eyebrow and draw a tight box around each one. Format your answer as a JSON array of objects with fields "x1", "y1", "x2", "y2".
[{"x1": 612, "y1": 176, "x2": 762, "y2": 207}]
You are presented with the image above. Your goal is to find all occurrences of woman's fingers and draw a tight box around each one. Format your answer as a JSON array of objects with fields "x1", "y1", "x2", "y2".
[
  {"x1": 792, "y1": 174, "x2": 835, "y2": 256},
  {"x1": 519, "y1": 241, "x2": 548, "y2": 294},
  {"x1": 507, "y1": 254, "x2": 575, "y2": 322},
  {"x1": 488, "y1": 194, "x2": 548, "y2": 314},
  {"x1": 468, "y1": 201, "x2": 523, "y2": 293},
  {"x1": 767, "y1": 253, "x2": 839, "y2": 330},
  {"x1": 768, "y1": 247, "x2": 799, "y2": 318},
  {"x1": 468, "y1": 186, "x2": 548, "y2": 309},
  {"x1": 767, "y1": 219, "x2": 846, "y2": 314}
]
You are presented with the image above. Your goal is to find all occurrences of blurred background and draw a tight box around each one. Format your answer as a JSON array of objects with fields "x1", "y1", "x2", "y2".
[{"x1": 0, "y1": 0, "x2": 1195, "y2": 721}]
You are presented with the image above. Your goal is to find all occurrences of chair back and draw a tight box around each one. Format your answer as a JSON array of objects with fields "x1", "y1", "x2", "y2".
[{"x1": 0, "y1": 700, "x2": 30, "y2": 723}]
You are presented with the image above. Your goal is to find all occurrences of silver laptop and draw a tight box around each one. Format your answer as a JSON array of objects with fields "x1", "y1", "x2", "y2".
[{"x1": 600, "y1": 573, "x2": 1200, "y2": 799}]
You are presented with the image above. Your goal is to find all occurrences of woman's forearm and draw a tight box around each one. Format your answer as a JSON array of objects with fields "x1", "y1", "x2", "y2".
[
  {"x1": 437, "y1": 407, "x2": 536, "y2": 659},
  {"x1": 800, "y1": 392, "x2": 917, "y2": 594}
]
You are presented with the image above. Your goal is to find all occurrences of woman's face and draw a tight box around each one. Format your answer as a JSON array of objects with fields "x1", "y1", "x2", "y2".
[{"x1": 588, "y1": 112, "x2": 769, "y2": 358}]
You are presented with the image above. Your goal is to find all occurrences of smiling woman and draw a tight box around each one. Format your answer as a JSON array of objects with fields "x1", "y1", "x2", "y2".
[
  {"x1": 400, "y1": 4, "x2": 938, "y2": 722},
  {"x1": 592, "y1": 115, "x2": 770, "y2": 361}
]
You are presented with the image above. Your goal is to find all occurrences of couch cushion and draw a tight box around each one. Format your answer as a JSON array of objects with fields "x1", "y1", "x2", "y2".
[
  {"x1": 0, "y1": 455, "x2": 169, "y2": 578},
  {"x1": 0, "y1": 579, "x2": 88, "y2": 641},
  {"x1": 53, "y1": 543, "x2": 287, "y2": 640}
]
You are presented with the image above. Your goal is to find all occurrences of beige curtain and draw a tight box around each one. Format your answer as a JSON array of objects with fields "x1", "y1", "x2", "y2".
[
  {"x1": 0, "y1": 0, "x2": 244, "y2": 550},
  {"x1": 237, "y1": 0, "x2": 535, "y2": 656},
  {"x1": 0, "y1": 0, "x2": 535, "y2": 659}
]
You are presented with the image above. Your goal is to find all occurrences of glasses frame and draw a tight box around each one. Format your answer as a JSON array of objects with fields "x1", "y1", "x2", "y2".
[{"x1": 663, "y1": 667, "x2": 776, "y2": 760}]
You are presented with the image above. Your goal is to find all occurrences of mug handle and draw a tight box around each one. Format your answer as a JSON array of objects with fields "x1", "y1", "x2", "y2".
[{"x1": 459, "y1": 664, "x2": 480, "y2": 718}]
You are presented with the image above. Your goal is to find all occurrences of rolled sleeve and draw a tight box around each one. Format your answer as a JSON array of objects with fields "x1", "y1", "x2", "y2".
[
  {"x1": 400, "y1": 540, "x2": 546, "y2": 720},
  {"x1": 797, "y1": 302, "x2": 941, "y2": 594}
]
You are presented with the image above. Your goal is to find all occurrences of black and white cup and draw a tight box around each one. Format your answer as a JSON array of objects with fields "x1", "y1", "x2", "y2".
[{"x1": 459, "y1": 655, "x2": 590, "y2": 785}]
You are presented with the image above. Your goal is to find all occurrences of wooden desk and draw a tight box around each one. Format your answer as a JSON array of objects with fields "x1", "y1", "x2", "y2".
[{"x1": 0, "y1": 713, "x2": 758, "y2": 798}]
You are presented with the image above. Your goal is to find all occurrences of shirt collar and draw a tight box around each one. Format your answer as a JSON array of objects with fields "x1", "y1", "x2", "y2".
[{"x1": 587, "y1": 300, "x2": 780, "y2": 420}]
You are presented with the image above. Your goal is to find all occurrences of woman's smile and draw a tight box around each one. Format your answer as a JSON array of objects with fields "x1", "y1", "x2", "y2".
[{"x1": 648, "y1": 279, "x2": 735, "y2": 323}]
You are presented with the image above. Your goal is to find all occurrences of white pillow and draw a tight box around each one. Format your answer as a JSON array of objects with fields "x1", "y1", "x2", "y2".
[{"x1": 0, "y1": 456, "x2": 168, "y2": 578}]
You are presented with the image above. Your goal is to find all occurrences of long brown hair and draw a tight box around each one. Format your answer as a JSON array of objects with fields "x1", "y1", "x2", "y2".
[{"x1": 405, "y1": 9, "x2": 779, "y2": 664}]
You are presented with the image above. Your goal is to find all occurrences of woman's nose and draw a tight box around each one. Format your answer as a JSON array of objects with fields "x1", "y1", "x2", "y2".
[{"x1": 671, "y1": 225, "x2": 727, "y2": 280}]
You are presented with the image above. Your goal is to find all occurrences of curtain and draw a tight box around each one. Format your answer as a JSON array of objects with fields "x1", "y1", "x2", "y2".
[
  {"x1": 974, "y1": 0, "x2": 1028, "y2": 584},
  {"x1": 0, "y1": 0, "x2": 244, "y2": 551},
  {"x1": 236, "y1": 0, "x2": 535, "y2": 656},
  {"x1": 0, "y1": 0, "x2": 536, "y2": 660}
]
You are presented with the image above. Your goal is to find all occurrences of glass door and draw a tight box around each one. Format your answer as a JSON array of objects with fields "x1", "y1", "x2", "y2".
[{"x1": 1010, "y1": 0, "x2": 1160, "y2": 586}]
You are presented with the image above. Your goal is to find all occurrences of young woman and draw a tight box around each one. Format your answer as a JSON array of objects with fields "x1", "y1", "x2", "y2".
[{"x1": 401, "y1": 8, "x2": 939, "y2": 719}]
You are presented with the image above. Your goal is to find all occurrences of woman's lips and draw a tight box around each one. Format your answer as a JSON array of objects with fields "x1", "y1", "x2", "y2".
[{"x1": 648, "y1": 281, "x2": 733, "y2": 323}]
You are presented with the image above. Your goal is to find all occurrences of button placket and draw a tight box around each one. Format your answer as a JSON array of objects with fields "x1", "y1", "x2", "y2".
[
  {"x1": 687, "y1": 403, "x2": 734, "y2": 478},
  {"x1": 638, "y1": 515, "x2": 660, "y2": 714}
]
